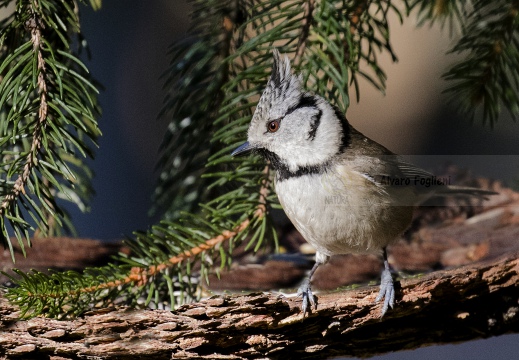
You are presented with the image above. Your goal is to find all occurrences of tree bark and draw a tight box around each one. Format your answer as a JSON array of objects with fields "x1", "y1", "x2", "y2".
[{"x1": 1, "y1": 252, "x2": 518, "y2": 360}]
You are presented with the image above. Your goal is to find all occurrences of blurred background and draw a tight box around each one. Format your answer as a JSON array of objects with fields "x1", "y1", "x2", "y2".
[{"x1": 53, "y1": 1, "x2": 519, "y2": 358}]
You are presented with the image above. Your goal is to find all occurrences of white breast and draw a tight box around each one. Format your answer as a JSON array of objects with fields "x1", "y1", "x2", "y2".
[{"x1": 275, "y1": 163, "x2": 413, "y2": 256}]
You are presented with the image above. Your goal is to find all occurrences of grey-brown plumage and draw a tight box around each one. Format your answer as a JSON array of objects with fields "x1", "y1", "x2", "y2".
[{"x1": 232, "y1": 50, "x2": 496, "y2": 317}]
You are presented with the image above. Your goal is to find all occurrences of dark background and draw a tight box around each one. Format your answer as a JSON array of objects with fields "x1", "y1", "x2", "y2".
[{"x1": 72, "y1": 1, "x2": 518, "y2": 359}]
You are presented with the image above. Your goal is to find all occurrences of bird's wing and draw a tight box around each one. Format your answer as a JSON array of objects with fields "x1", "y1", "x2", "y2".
[{"x1": 393, "y1": 159, "x2": 443, "y2": 184}]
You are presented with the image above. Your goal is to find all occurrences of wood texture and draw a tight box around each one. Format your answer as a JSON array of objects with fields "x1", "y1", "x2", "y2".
[{"x1": 0, "y1": 252, "x2": 518, "y2": 359}]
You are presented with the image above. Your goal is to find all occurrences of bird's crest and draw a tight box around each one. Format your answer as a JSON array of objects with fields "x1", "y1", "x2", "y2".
[
  {"x1": 252, "y1": 50, "x2": 303, "y2": 123},
  {"x1": 268, "y1": 49, "x2": 302, "y2": 97}
]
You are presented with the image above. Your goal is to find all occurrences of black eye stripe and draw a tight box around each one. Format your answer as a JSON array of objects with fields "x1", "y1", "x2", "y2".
[{"x1": 285, "y1": 94, "x2": 318, "y2": 116}]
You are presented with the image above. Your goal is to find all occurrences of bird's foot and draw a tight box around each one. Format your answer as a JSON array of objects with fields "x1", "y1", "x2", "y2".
[
  {"x1": 297, "y1": 279, "x2": 317, "y2": 317},
  {"x1": 375, "y1": 267, "x2": 395, "y2": 316}
]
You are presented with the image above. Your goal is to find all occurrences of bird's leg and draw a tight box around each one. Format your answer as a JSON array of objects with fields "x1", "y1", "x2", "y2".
[
  {"x1": 375, "y1": 247, "x2": 395, "y2": 316},
  {"x1": 297, "y1": 261, "x2": 321, "y2": 317}
]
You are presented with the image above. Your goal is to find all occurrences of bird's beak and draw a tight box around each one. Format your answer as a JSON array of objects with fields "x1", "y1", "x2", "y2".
[{"x1": 231, "y1": 141, "x2": 253, "y2": 156}]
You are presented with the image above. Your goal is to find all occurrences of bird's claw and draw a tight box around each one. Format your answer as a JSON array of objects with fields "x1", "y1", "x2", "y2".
[
  {"x1": 297, "y1": 279, "x2": 317, "y2": 317},
  {"x1": 375, "y1": 268, "x2": 395, "y2": 316}
]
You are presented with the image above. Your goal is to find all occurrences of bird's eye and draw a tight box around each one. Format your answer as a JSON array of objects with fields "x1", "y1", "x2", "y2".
[{"x1": 267, "y1": 120, "x2": 280, "y2": 133}]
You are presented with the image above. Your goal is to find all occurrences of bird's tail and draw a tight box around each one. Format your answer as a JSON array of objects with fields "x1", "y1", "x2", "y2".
[{"x1": 434, "y1": 185, "x2": 498, "y2": 199}]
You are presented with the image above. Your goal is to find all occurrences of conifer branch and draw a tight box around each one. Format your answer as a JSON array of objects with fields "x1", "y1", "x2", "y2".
[
  {"x1": 126, "y1": 219, "x2": 253, "y2": 285},
  {"x1": 349, "y1": 1, "x2": 368, "y2": 34},
  {"x1": 294, "y1": 0, "x2": 315, "y2": 66},
  {"x1": 3, "y1": 197, "x2": 268, "y2": 317},
  {"x1": 24, "y1": 217, "x2": 253, "y2": 298},
  {"x1": 410, "y1": 0, "x2": 519, "y2": 124},
  {"x1": 0, "y1": 0, "x2": 101, "y2": 259},
  {"x1": 152, "y1": 0, "x2": 244, "y2": 220},
  {"x1": 82, "y1": 195, "x2": 268, "y2": 296},
  {"x1": 0, "y1": 8, "x2": 47, "y2": 214},
  {"x1": 255, "y1": 165, "x2": 271, "y2": 218}
]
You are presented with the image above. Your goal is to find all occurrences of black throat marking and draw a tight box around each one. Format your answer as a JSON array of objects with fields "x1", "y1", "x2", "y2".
[{"x1": 258, "y1": 148, "x2": 330, "y2": 182}]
